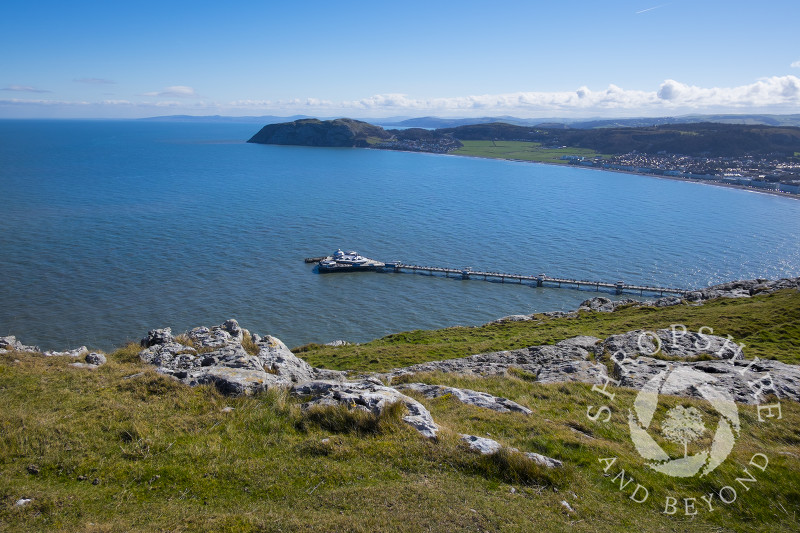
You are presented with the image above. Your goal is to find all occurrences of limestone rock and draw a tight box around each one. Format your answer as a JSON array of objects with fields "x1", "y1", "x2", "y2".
[
  {"x1": 43, "y1": 346, "x2": 88, "y2": 357},
  {"x1": 397, "y1": 383, "x2": 532, "y2": 414},
  {"x1": 0, "y1": 336, "x2": 39, "y2": 354},
  {"x1": 138, "y1": 320, "x2": 343, "y2": 395},
  {"x1": 140, "y1": 328, "x2": 173, "y2": 348},
  {"x1": 325, "y1": 340, "x2": 351, "y2": 347},
  {"x1": 460, "y1": 434, "x2": 502, "y2": 454},
  {"x1": 578, "y1": 297, "x2": 638, "y2": 313},
  {"x1": 525, "y1": 452, "x2": 564, "y2": 468},
  {"x1": 652, "y1": 296, "x2": 683, "y2": 307},
  {"x1": 492, "y1": 314, "x2": 535, "y2": 324},
  {"x1": 613, "y1": 356, "x2": 800, "y2": 404},
  {"x1": 386, "y1": 335, "x2": 604, "y2": 385},
  {"x1": 603, "y1": 329, "x2": 744, "y2": 359},
  {"x1": 292, "y1": 380, "x2": 439, "y2": 438},
  {"x1": 685, "y1": 277, "x2": 800, "y2": 303},
  {"x1": 85, "y1": 352, "x2": 106, "y2": 366},
  {"x1": 460, "y1": 435, "x2": 564, "y2": 468},
  {"x1": 69, "y1": 362, "x2": 98, "y2": 370},
  {"x1": 540, "y1": 311, "x2": 578, "y2": 319}
]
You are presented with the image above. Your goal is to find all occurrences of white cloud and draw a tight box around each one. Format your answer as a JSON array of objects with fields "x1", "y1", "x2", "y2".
[
  {"x1": 2, "y1": 85, "x2": 50, "y2": 93},
  {"x1": 4, "y1": 76, "x2": 800, "y2": 118},
  {"x1": 142, "y1": 85, "x2": 198, "y2": 98},
  {"x1": 792, "y1": 60, "x2": 800, "y2": 68}
]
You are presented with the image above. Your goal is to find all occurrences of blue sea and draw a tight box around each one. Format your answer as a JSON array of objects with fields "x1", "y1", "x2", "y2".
[{"x1": 2, "y1": 120, "x2": 799, "y2": 351}]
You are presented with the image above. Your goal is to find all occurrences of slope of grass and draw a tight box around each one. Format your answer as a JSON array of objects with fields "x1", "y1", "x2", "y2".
[
  {"x1": 1, "y1": 290, "x2": 799, "y2": 532},
  {"x1": 296, "y1": 290, "x2": 800, "y2": 373},
  {"x1": 451, "y1": 140, "x2": 604, "y2": 164}
]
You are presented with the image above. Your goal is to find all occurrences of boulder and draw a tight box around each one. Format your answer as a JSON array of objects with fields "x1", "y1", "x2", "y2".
[
  {"x1": 461, "y1": 434, "x2": 502, "y2": 455},
  {"x1": 396, "y1": 383, "x2": 532, "y2": 414},
  {"x1": 85, "y1": 352, "x2": 107, "y2": 366},
  {"x1": 292, "y1": 379, "x2": 439, "y2": 438},
  {"x1": 140, "y1": 328, "x2": 173, "y2": 348}
]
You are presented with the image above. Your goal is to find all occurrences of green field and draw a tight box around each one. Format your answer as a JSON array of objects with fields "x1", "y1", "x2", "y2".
[
  {"x1": 2, "y1": 290, "x2": 800, "y2": 532},
  {"x1": 451, "y1": 140, "x2": 605, "y2": 164}
]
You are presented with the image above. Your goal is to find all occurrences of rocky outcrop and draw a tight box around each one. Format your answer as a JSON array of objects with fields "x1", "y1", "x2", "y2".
[
  {"x1": 685, "y1": 277, "x2": 800, "y2": 303},
  {"x1": 603, "y1": 329, "x2": 744, "y2": 359},
  {"x1": 384, "y1": 326, "x2": 800, "y2": 405},
  {"x1": 292, "y1": 378, "x2": 439, "y2": 438},
  {"x1": 577, "y1": 277, "x2": 800, "y2": 314},
  {"x1": 386, "y1": 336, "x2": 605, "y2": 385},
  {"x1": 578, "y1": 297, "x2": 638, "y2": 313},
  {"x1": 613, "y1": 356, "x2": 800, "y2": 404},
  {"x1": 396, "y1": 383, "x2": 532, "y2": 414},
  {"x1": 0, "y1": 336, "x2": 39, "y2": 354},
  {"x1": 138, "y1": 319, "x2": 344, "y2": 395}
]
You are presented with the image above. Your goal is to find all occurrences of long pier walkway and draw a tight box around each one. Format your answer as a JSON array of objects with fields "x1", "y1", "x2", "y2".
[
  {"x1": 387, "y1": 263, "x2": 689, "y2": 297},
  {"x1": 305, "y1": 256, "x2": 691, "y2": 297}
]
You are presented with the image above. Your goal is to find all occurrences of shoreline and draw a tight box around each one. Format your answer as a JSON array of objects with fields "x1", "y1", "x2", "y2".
[{"x1": 436, "y1": 150, "x2": 800, "y2": 201}]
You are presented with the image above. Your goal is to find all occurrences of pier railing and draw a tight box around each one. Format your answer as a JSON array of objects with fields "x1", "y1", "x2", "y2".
[{"x1": 304, "y1": 257, "x2": 691, "y2": 297}]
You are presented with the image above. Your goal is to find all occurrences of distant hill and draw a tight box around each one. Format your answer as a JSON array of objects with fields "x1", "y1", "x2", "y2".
[
  {"x1": 246, "y1": 118, "x2": 800, "y2": 157},
  {"x1": 380, "y1": 116, "x2": 551, "y2": 128},
  {"x1": 437, "y1": 122, "x2": 800, "y2": 157},
  {"x1": 380, "y1": 114, "x2": 800, "y2": 129},
  {"x1": 247, "y1": 118, "x2": 391, "y2": 147}
]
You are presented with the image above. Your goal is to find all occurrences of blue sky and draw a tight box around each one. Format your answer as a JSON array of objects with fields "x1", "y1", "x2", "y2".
[{"x1": 2, "y1": 0, "x2": 799, "y2": 118}]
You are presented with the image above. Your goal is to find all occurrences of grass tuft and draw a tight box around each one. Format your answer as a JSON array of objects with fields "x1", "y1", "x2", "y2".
[{"x1": 298, "y1": 401, "x2": 406, "y2": 435}]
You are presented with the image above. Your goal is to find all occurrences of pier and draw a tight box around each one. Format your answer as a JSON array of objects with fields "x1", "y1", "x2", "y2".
[{"x1": 304, "y1": 257, "x2": 690, "y2": 297}]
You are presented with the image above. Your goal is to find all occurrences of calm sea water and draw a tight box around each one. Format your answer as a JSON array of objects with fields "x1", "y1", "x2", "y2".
[{"x1": 2, "y1": 120, "x2": 799, "y2": 351}]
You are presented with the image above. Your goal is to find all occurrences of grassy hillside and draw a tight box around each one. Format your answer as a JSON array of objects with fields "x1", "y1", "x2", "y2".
[
  {"x1": 438, "y1": 122, "x2": 800, "y2": 157},
  {"x1": 297, "y1": 289, "x2": 800, "y2": 372},
  {"x1": 2, "y1": 290, "x2": 799, "y2": 532},
  {"x1": 451, "y1": 140, "x2": 603, "y2": 165}
]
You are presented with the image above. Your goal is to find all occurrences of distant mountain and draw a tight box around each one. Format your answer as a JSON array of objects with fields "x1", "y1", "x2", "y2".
[
  {"x1": 139, "y1": 114, "x2": 313, "y2": 124},
  {"x1": 247, "y1": 118, "x2": 391, "y2": 147}
]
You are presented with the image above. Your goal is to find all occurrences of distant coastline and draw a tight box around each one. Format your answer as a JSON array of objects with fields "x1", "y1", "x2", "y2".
[
  {"x1": 246, "y1": 117, "x2": 800, "y2": 200},
  {"x1": 444, "y1": 151, "x2": 800, "y2": 201}
]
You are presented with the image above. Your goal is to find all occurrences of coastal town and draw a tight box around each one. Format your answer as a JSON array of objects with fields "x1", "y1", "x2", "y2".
[{"x1": 562, "y1": 152, "x2": 800, "y2": 195}]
